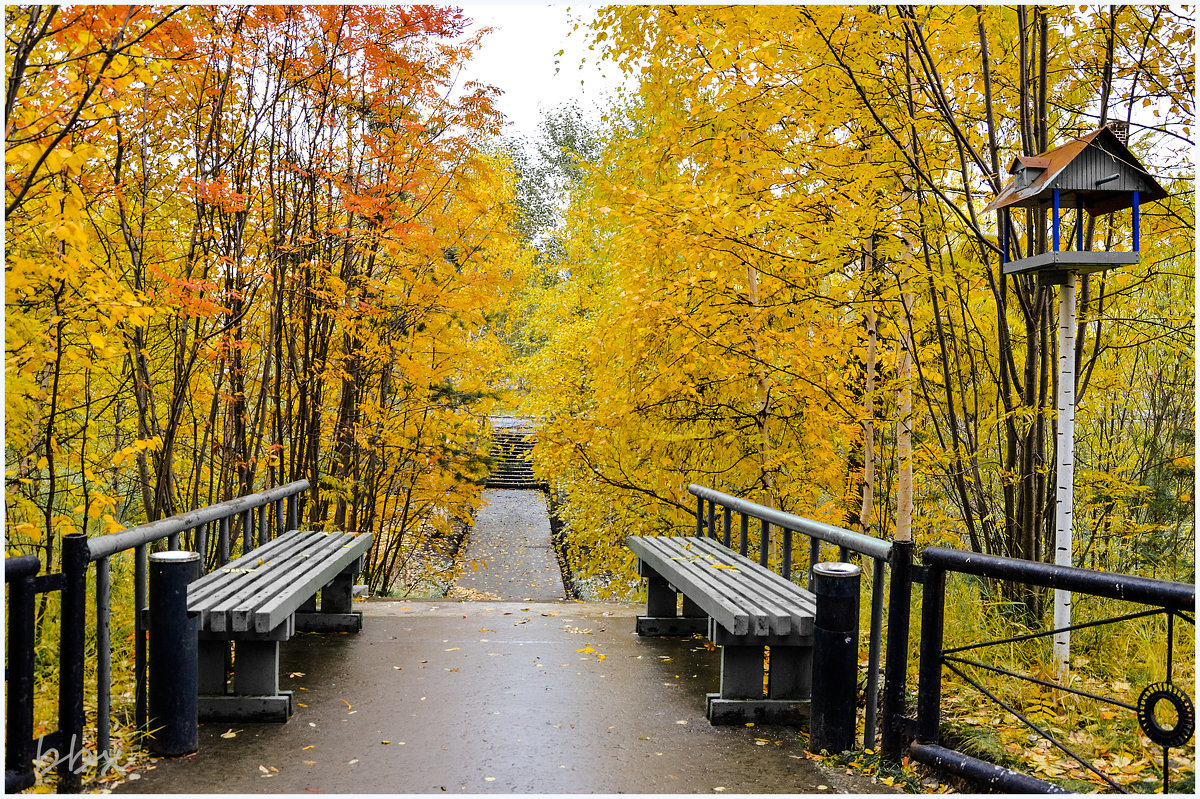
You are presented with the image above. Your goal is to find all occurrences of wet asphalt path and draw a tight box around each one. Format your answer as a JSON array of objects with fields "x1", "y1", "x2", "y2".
[
  {"x1": 454, "y1": 489, "x2": 565, "y2": 601},
  {"x1": 112, "y1": 487, "x2": 887, "y2": 794},
  {"x1": 115, "y1": 601, "x2": 877, "y2": 794}
]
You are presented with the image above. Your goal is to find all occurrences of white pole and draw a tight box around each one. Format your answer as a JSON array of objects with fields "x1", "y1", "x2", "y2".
[{"x1": 1053, "y1": 272, "x2": 1077, "y2": 679}]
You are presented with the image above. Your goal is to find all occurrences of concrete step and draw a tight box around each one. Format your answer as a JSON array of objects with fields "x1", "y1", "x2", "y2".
[{"x1": 486, "y1": 428, "x2": 538, "y2": 490}]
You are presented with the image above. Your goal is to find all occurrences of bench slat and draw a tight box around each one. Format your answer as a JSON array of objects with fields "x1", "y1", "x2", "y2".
[
  {"x1": 251, "y1": 537, "x2": 371, "y2": 633},
  {"x1": 190, "y1": 531, "x2": 364, "y2": 633},
  {"x1": 222, "y1": 534, "x2": 352, "y2": 632},
  {"x1": 661, "y1": 539, "x2": 795, "y2": 636},
  {"x1": 630, "y1": 536, "x2": 758, "y2": 635},
  {"x1": 192, "y1": 533, "x2": 337, "y2": 631},
  {"x1": 210, "y1": 532, "x2": 350, "y2": 633},
  {"x1": 685, "y1": 537, "x2": 816, "y2": 624},
  {"x1": 190, "y1": 534, "x2": 328, "y2": 630},
  {"x1": 687, "y1": 538, "x2": 815, "y2": 636},
  {"x1": 189, "y1": 534, "x2": 314, "y2": 609},
  {"x1": 628, "y1": 536, "x2": 815, "y2": 638}
]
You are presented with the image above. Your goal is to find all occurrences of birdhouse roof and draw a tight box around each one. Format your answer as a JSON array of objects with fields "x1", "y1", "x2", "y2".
[{"x1": 985, "y1": 127, "x2": 1168, "y2": 215}]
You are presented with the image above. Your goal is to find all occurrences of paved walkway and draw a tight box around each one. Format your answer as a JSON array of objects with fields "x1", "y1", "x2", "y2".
[
  {"x1": 454, "y1": 489, "x2": 564, "y2": 601},
  {"x1": 116, "y1": 600, "x2": 881, "y2": 794},
  {"x1": 113, "y1": 486, "x2": 889, "y2": 794}
]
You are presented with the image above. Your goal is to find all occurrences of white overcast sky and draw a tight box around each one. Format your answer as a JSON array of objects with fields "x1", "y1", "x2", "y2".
[{"x1": 454, "y1": 3, "x2": 629, "y2": 142}]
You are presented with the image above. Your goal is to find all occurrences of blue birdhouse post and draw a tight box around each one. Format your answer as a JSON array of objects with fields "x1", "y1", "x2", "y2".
[{"x1": 984, "y1": 125, "x2": 1167, "y2": 678}]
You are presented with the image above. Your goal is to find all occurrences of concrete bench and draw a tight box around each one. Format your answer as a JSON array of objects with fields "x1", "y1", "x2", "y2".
[
  {"x1": 627, "y1": 535, "x2": 816, "y2": 725},
  {"x1": 188, "y1": 529, "x2": 372, "y2": 722}
]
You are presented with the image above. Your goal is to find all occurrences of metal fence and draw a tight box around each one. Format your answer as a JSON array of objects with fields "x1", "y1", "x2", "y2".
[
  {"x1": 688, "y1": 484, "x2": 1195, "y2": 792},
  {"x1": 687, "y1": 484, "x2": 893, "y2": 750},
  {"x1": 5, "y1": 480, "x2": 308, "y2": 793},
  {"x1": 5, "y1": 555, "x2": 51, "y2": 793},
  {"x1": 902, "y1": 545, "x2": 1195, "y2": 793}
]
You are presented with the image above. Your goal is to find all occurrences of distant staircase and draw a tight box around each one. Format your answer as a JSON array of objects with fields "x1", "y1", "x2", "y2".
[{"x1": 484, "y1": 428, "x2": 540, "y2": 490}]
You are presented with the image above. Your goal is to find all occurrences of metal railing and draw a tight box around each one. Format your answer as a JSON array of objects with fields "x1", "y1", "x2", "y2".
[
  {"x1": 5, "y1": 555, "x2": 52, "y2": 793},
  {"x1": 687, "y1": 484, "x2": 893, "y2": 749},
  {"x1": 24, "y1": 479, "x2": 309, "y2": 792},
  {"x1": 906, "y1": 546, "x2": 1195, "y2": 793}
]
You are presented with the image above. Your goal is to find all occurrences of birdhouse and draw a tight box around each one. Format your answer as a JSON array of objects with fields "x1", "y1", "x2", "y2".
[{"x1": 984, "y1": 126, "x2": 1167, "y2": 280}]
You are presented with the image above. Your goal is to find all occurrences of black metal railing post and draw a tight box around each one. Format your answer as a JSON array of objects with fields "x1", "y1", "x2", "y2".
[
  {"x1": 809, "y1": 561, "x2": 863, "y2": 755},
  {"x1": 134, "y1": 543, "x2": 148, "y2": 732},
  {"x1": 881, "y1": 538, "x2": 914, "y2": 761},
  {"x1": 916, "y1": 563, "x2": 946, "y2": 745},
  {"x1": 58, "y1": 533, "x2": 89, "y2": 793},
  {"x1": 5, "y1": 555, "x2": 40, "y2": 793},
  {"x1": 864, "y1": 556, "x2": 886, "y2": 750}
]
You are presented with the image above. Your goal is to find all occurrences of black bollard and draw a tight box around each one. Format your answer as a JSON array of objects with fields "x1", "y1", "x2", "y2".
[
  {"x1": 148, "y1": 551, "x2": 200, "y2": 756},
  {"x1": 808, "y1": 561, "x2": 862, "y2": 755}
]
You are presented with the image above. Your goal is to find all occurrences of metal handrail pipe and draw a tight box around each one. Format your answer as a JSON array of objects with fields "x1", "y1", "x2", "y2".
[
  {"x1": 688, "y1": 484, "x2": 893, "y2": 562},
  {"x1": 4, "y1": 555, "x2": 40, "y2": 581},
  {"x1": 908, "y1": 742, "x2": 1070, "y2": 793},
  {"x1": 922, "y1": 545, "x2": 1195, "y2": 613},
  {"x1": 87, "y1": 480, "x2": 310, "y2": 561}
]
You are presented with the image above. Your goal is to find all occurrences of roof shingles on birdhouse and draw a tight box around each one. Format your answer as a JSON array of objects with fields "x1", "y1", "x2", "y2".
[{"x1": 988, "y1": 126, "x2": 1167, "y2": 277}]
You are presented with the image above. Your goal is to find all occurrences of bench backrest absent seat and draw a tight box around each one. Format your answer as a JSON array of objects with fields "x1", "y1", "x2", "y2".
[
  {"x1": 190, "y1": 530, "x2": 372, "y2": 635},
  {"x1": 627, "y1": 535, "x2": 815, "y2": 638}
]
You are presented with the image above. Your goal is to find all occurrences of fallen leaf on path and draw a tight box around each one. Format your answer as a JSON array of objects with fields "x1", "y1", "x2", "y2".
[{"x1": 220, "y1": 729, "x2": 239, "y2": 739}]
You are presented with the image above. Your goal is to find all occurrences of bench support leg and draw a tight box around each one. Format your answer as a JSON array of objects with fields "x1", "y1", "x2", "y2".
[
  {"x1": 635, "y1": 564, "x2": 707, "y2": 636},
  {"x1": 296, "y1": 567, "x2": 363, "y2": 633},
  {"x1": 198, "y1": 640, "x2": 292, "y2": 722},
  {"x1": 198, "y1": 640, "x2": 228, "y2": 695},
  {"x1": 719, "y1": 644, "x2": 764, "y2": 699},
  {"x1": 767, "y1": 645, "x2": 812, "y2": 701},
  {"x1": 706, "y1": 643, "x2": 811, "y2": 726},
  {"x1": 323, "y1": 572, "x2": 354, "y2": 613}
]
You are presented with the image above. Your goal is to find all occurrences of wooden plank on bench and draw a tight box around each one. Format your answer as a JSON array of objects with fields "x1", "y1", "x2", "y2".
[
  {"x1": 249, "y1": 537, "x2": 370, "y2": 633},
  {"x1": 189, "y1": 534, "x2": 318, "y2": 627},
  {"x1": 190, "y1": 531, "x2": 370, "y2": 634},
  {"x1": 628, "y1": 534, "x2": 817, "y2": 726},
  {"x1": 630, "y1": 536, "x2": 750, "y2": 633},
  {"x1": 628, "y1": 536, "x2": 814, "y2": 637},
  {"x1": 224, "y1": 534, "x2": 358, "y2": 631},
  {"x1": 684, "y1": 537, "x2": 816, "y2": 635}
]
